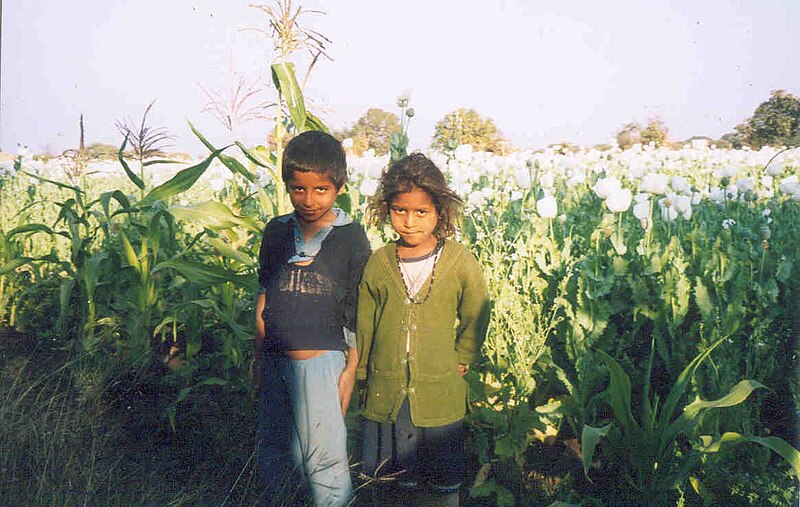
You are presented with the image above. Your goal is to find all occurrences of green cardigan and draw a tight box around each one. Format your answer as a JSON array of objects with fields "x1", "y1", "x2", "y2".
[{"x1": 356, "y1": 240, "x2": 491, "y2": 427}]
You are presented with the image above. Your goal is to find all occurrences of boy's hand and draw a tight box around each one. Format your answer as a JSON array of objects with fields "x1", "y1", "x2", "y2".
[
  {"x1": 338, "y1": 367, "x2": 357, "y2": 415},
  {"x1": 250, "y1": 357, "x2": 262, "y2": 400},
  {"x1": 458, "y1": 364, "x2": 469, "y2": 377}
]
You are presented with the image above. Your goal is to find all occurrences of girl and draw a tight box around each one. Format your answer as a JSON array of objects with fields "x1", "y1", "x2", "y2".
[{"x1": 356, "y1": 153, "x2": 490, "y2": 505}]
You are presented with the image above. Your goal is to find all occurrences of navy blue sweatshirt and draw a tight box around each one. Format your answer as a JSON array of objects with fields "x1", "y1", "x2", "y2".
[{"x1": 257, "y1": 216, "x2": 371, "y2": 352}]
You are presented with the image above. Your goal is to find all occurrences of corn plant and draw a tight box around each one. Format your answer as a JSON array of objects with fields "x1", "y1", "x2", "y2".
[{"x1": 580, "y1": 335, "x2": 800, "y2": 504}]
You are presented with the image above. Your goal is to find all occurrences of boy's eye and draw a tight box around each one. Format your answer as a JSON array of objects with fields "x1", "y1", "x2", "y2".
[
  {"x1": 391, "y1": 207, "x2": 406, "y2": 214},
  {"x1": 315, "y1": 187, "x2": 330, "y2": 193}
]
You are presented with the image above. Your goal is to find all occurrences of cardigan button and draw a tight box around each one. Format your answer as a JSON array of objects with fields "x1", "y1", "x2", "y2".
[{"x1": 410, "y1": 324, "x2": 417, "y2": 331}]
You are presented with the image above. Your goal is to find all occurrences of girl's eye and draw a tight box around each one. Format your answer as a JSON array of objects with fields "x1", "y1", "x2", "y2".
[{"x1": 315, "y1": 187, "x2": 329, "y2": 193}]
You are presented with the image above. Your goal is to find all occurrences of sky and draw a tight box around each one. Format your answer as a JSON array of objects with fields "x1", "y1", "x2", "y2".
[{"x1": 1, "y1": 0, "x2": 798, "y2": 156}]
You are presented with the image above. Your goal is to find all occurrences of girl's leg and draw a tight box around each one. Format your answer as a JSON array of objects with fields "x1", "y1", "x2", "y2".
[{"x1": 282, "y1": 351, "x2": 353, "y2": 507}]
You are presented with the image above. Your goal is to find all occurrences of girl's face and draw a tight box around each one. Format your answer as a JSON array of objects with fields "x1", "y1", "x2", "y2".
[{"x1": 389, "y1": 186, "x2": 439, "y2": 251}]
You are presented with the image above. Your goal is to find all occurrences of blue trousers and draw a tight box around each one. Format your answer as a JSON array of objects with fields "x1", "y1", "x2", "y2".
[{"x1": 257, "y1": 351, "x2": 353, "y2": 506}]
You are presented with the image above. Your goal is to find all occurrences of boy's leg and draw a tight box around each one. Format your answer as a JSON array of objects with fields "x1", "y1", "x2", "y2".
[
  {"x1": 282, "y1": 351, "x2": 353, "y2": 507},
  {"x1": 256, "y1": 353, "x2": 302, "y2": 498}
]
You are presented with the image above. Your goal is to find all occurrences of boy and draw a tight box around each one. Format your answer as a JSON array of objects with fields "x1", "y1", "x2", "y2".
[{"x1": 254, "y1": 130, "x2": 370, "y2": 506}]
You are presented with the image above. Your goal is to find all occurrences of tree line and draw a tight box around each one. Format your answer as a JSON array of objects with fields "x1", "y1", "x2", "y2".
[{"x1": 336, "y1": 89, "x2": 800, "y2": 155}]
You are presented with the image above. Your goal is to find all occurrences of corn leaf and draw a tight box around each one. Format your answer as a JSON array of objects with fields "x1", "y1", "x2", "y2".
[
  {"x1": 6, "y1": 224, "x2": 53, "y2": 237},
  {"x1": 697, "y1": 432, "x2": 800, "y2": 478},
  {"x1": 658, "y1": 335, "x2": 726, "y2": 430},
  {"x1": 142, "y1": 159, "x2": 185, "y2": 167},
  {"x1": 119, "y1": 231, "x2": 140, "y2": 274},
  {"x1": 137, "y1": 149, "x2": 225, "y2": 208},
  {"x1": 0, "y1": 257, "x2": 33, "y2": 275},
  {"x1": 189, "y1": 122, "x2": 255, "y2": 182},
  {"x1": 117, "y1": 134, "x2": 145, "y2": 189},
  {"x1": 271, "y1": 62, "x2": 306, "y2": 132},
  {"x1": 305, "y1": 111, "x2": 329, "y2": 133},
  {"x1": 154, "y1": 259, "x2": 256, "y2": 291},
  {"x1": 22, "y1": 171, "x2": 84, "y2": 195},
  {"x1": 581, "y1": 423, "x2": 612, "y2": 479},
  {"x1": 597, "y1": 350, "x2": 638, "y2": 432},
  {"x1": 208, "y1": 237, "x2": 254, "y2": 266},
  {"x1": 170, "y1": 201, "x2": 261, "y2": 233},
  {"x1": 683, "y1": 379, "x2": 766, "y2": 418}
]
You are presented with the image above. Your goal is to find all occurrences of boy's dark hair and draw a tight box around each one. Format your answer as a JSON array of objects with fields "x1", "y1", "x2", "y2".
[
  {"x1": 370, "y1": 152, "x2": 463, "y2": 238},
  {"x1": 281, "y1": 131, "x2": 348, "y2": 188}
]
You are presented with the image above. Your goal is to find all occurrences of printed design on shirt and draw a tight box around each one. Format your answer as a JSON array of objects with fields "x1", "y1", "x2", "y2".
[{"x1": 277, "y1": 265, "x2": 334, "y2": 296}]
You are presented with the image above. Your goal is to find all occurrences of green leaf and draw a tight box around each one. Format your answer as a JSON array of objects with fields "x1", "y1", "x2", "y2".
[
  {"x1": 142, "y1": 159, "x2": 185, "y2": 167},
  {"x1": 658, "y1": 335, "x2": 726, "y2": 430},
  {"x1": 154, "y1": 259, "x2": 256, "y2": 291},
  {"x1": 597, "y1": 350, "x2": 638, "y2": 432},
  {"x1": 271, "y1": 62, "x2": 306, "y2": 132},
  {"x1": 208, "y1": 237, "x2": 254, "y2": 265},
  {"x1": 581, "y1": 423, "x2": 612, "y2": 479},
  {"x1": 189, "y1": 123, "x2": 256, "y2": 181},
  {"x1": 0, "y1": 257, "x2": 33, "y2": 275},
  {"x1": 137, "y1": 149, "x2": 225, "y2": 208},
  {"x1": 169, "y1": 201, "x2": 261, "y2": 233},
  {"x1": 117, "y1": 134, "x2": 145, "y2": 189},
  {"x1": 694, "y1": 278, "x2": 714, "y2": 320},
  {"x1": 304, "y1": 111, "x2": 329, "y2": 133},
  {"x1": 22, "y1": 171, "x2": 84, "y2": 195},
  {"x1": 119, "y1": 231, "x2": 140, "y2": 273},
  {"x1": 697, "y1": 432, "x2": 800, "y2": 478},
  {"x1": 682, "y1": 380, "x2": 766, "y2": 418},
  {"x1": 6, "y1": 224, "x2": 53, "y2": 237},
  {"x1": 99, "y1": 190, "x2": 132, "y2": 218}
]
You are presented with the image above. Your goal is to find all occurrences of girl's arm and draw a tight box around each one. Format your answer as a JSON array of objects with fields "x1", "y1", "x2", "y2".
[
  {"x1": 355, "y1": 263, "x2": 378, "y2": 382},
  {"x1": 455, "y1": 251, "x2": 491, "y2": 367}
]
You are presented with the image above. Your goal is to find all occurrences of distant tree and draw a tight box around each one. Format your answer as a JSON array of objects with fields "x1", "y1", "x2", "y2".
[
  {"x1": 431, "y1": 108, "x2": 505, "y2": 153},
  {"x1": 641, "y1": 117, "x2": 669, "y2": 147},
  {"x1": 337, "y1": 108, "x2": 400, "y2": 156},
  {"x1": 745, "y1": 89, "x2": 800, "y2": 147},
  {"x1": 616, "y1": 121, "x2": 641, "y2": 150},
  {"x1": 616, "y1": 116, "x2": 669, "y2": 149}
]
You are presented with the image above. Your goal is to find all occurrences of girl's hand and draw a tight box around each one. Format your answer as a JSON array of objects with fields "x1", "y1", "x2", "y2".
[
  {"x1": 338, "y1": 367, "x2": 357, "y2": 415},
  {"x1": 458, "y1": 364, "x2": 469, "y2": 376}
]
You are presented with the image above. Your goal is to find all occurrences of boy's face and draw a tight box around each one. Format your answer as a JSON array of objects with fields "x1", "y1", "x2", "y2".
[{"x1": 287, "y1": 171, "x2": 340, "y2": 224}]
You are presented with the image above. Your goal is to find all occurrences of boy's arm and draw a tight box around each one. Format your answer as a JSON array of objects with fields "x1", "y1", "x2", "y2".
[
  {"x1": 253, "y1": 292, "x2": 267, "y2": 392},
  {"x1": 338, "y1": 345, "x2": 358, "y2": 415}
]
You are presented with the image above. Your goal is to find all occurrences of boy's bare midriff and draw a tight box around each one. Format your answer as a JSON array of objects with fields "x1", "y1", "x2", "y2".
[{"x1": 283, "y1": 349, "x2": 327, "y2": 360}]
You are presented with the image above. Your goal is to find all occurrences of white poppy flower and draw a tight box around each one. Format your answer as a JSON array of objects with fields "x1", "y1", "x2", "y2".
[
  {"x1": 765, "y1": 162, "x2": 782, "y2": 177},
  {"x1": 735, "y1": 177, "x2": 755, "y2": 193},
  {"x1": 359, "y1": 177, "x2": 379, "y2": 196},
  {"x1": 454, "y1": 144, "x2": 473, "y2": 163},
  {"x1": 467, "y1": 190, "x2": 485, "y2": 207},
  {"x1": 606, "y1": 188, "x2": 633, "y2": 213},
  {"x1": 536, "y1": 194, "x2": 558, "y2": 218},
  {"x1": 632, "y1": 200, "x2": 650, "y2": 220},
  {"x1": 593, "y1": 177, "x2": 622, "y2": 199},
  {"x1": 670, "y1": 176, "x2": 690, "y2": 194},
  {"x1": 640, "y1": 173, "x2": 670, "y2": 195}
]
